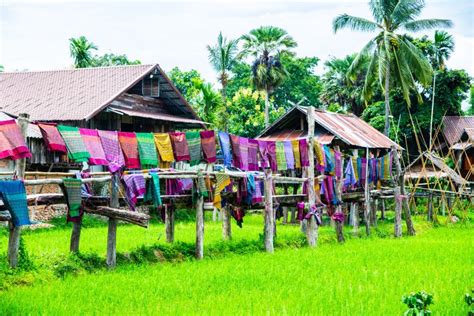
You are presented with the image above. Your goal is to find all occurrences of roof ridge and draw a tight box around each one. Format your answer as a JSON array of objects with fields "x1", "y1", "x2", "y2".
[{"x1": 0, "y1": 64, "x2": 157, "y2": 75}]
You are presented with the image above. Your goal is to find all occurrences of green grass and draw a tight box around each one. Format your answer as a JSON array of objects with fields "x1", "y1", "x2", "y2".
[{"x1": 0, "y1": 213, "x2": 472, "y2": 315}]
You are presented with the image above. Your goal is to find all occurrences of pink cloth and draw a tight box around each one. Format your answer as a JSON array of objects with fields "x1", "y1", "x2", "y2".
[
  {"x1": 248, "y1": 138, "x2": 259, "y2": 171},
  {"x1": 0, "y1": 120, "x2": 31, "y2": 160},
  {"x1": 122, "y1": 174, "x2": 146, "y2": 211},
  {"x1": 239, "y1": 137, "x2": 249, "y2": 171},
  {"x1": 38, "y1": 123, "x2": 67, "y2": 153},
  {"x1": 79, "y1": 128, "x2": 108, "y2": 165},
  {"x1": 98, "y1": 130, "x2": 125, "y2": 173},
  {"x1": 230, "y1": 135, "x2": 242, "y2": 169},
  {"x1": 299, "y1": 139, "x2": 309, "y2": 167},
  {"x1": 257, "y1": 140, "x2": 277, "y2": 171}
]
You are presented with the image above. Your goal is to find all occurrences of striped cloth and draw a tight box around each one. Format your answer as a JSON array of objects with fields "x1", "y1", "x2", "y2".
[
  {"x1": 218, "y1": 132, "x2": 232, "y2": 167},
  {"x1": 230, "y1": 135, "x2": 242, "y2": 169},
  {"x1": 292, "y1": 140, "x2": 301, "y2": 169},
  {"x1": 118, "y1": 132, "x2": 140, "y2": 169},
  {"x1": 57, "y1": 125, "x2": 90, "y2": 162},
  {"x1": 257, "y1": 140, "x2": 270, "y2": 169},
  {"x1": 38, "y1": 123, "x2": 67, "y2": 153},
  {"x1": 267, "y1": 141, "x2": 278, "y2": 171},
  {"x1": 170, "y1": 132, "x2": 190, "y2": 162},
  {"x1": 314, "y1": 139, "x2": 325, "y2": 172},
  {"x1": 213, "y1": 173, "x2": 231, "y2": 210},
  {"x1": 62, "y1": 178, "x2": 83, "y2": 223},
  {"x1": 299, "y1": 139, "x2": 309, "y2": 167},
  {"x1": 122, "y1": 174, "x2": 146, "y2": 211},
  {"x1": 283, "y1": 141, "x2": 295, "y2": 170},
  {"x1": 79, "y1": 128, "x2": 108, "y2": 166},
  {"x1": 0, "y1": 120, "x2": 32, "y2": 160},
  {"x1": 200, "y1": 130, "x2": 217, "y2": 164},
  {"x1": 276, "y1": 142, "x2": 287, "y2": 171},
  {"x1": 0, "y1": 180, "x2": 32, "y2": 226},
  {"x1": 379, "y1": 154, "x2": 392, "y2": 180},
  {"x1": 186, "y1": 131, "x2": 202, "y2": 166},
  {"x1": 335, "y1": 150, "x2": 342, "y2": 178},
  {"x1": 248, "y1": 138, "x2": 259, "y2": 171},
  {"x1": 153, "y1": 133, "x2": 175, "y2": 163},
  {"x1": 98, "y1": 130, "x2": 125, "y2": 173},
  {"x1": 136, "y1": 133, "x2": 159, "y2": 169},
  {"x1": 239, "y1": 137, "x2": 249, "y2": 171},
  {"x1": 144, "y1": 172, "x2": 162, "y2": 207}
]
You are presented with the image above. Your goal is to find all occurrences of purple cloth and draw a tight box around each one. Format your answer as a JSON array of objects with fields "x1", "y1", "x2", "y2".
[
  {"x1": 239, "y1": 137, "x2": 249, "y2": 171},
  {"x1": 122, "y1": 174, "x2": 146, "y2": 211},
  {"x1": 98, "y1": 130, "x2": 126, "y2": 173},
  {"x1": 252, "y1": 180, "x2": 263, "y2": 204},
  {"x1": 179, "y1": 178, "x2": 193, "y2": 191},
  {"x1": 332, "y1": 212, "x2": 345, "y2": 223},
  {"x1": 283, "y1": 141, "x2": 295, "y2": 170},
  {"x1": 343, "y1": 158, "x2": 357, "y2": 188},
  {"x1": 257, "y1": 140, "x2": 270, "y2": 169},
  {"x1": 248, "y1": 139, "x2": 259, "y2": 171},
  {"x1": 360, "y1": 157, "x2": 367, "y2": 184},
  {"x1": 335, "y1": 151, "x2": 342, "y2": 178},
  {"x1": 299, "y1": 139, "x2": 309, "y2": 167},
  {"x1": 267, "y1": 141, "x2": 277, "y2": 171},
  {"x1": 296, "y1": 201, "x2": 305, "y2": 221}
]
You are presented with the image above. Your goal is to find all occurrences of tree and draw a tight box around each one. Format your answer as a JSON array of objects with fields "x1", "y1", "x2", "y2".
[
  {"x1": 168, "y1": 67, "x2": 204, "y2": 105},
  {"x1": 195, "y1": 82, "x2": 223, "y2": 128},
  {"x1": 92, "y1": 53, "x2": 141, "y2": 67},
  {"x1": 69, "y1": 36, "x2": 98, "y2": 68},
  {"x1": 468, "y1": 85, "x2": 474, "y2": 115},
  {"x1": 0, "y1": 65, "x2": 4, "y2": 72},
  {"x1": 333, "y1": 0, "x2": 452, "y2": 135},
  {"x1": 207, "y1": 32, "x2": 239, "y2": 130},
  {"x1": 239, "y1": 26, "x2": 297, "y2": 127}
]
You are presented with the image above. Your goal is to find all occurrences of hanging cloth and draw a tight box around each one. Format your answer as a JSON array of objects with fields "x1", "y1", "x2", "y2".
[
  {"x1": 276, "y1": 141, "x2": 287, "y2": 171},
  {"x1": 343, "y1": 158, "x2": 357, "y2": 188},
  {"x1": 283, "y1": 141, "x2": 295, "y2": 170},
  {"x1": 239, "y1": 137, "x2": 250, "y2": 171},
  {"x1": 351, "y1": 156, "x2": 359, "y2": 183},
  {"x1": 230, "y1": 206, "x2": 245, "y2": 228},
  {"x1": 0, "y1": 120, "x2": 31, "y2": 160},
  {"x1": 229, "y1": 135, "x2": 242, "y2": 169},
  {"x1": 122, "y1": 174, "x2": 146, "y2": 211},
  {"x1": 296, "y1": 201, "x2": 305, "y2": 221},
  {"x1": 196, "y1": 170, "x2": 209, "y2": 198},
  {"x1": 153, "y1": 133, "x2": 175, "y2": 165},
  {"x1": 218, "y1": 131, "x2": 232, "y2": 168},
  {"x1": 144, "y1": 172, "x2": 162, "y2": 207},
  {"x1": 62, "y1": 178, "x2": 84, "y2": 223},
  {"x1": 136, "y1": 133, "x2": 159, "y2": 169},
  {"x1": 257, "y1": 140, "x2": 270, "y2": 169},
  {"x1": 200, "y1": 130, "x2": 217, "y2": 164},
  {"x1": 323, "y1": 146, "x2": 334, "y2": 174},
  {"x1": 213, "y1": 173, "x2": 231, "y2": 210},
  {"x1": 292, "y1": 140, "x2": 301, "y2": 169},
  {"x1": 252, "y1": 179, "x2": 263, "y2": 204},
  {"x1": 334, "y1": 150, "x2": 342, "y2": 178},
  {"x1": 57, "y1": 125, "x2": 90, "y2": 162},
  {"x1": 118, "y1": 132, "x2": 140, "y2": 169},
  {"x1": 314, "y1": 139, "x2": 325, "y2": 172},
  {"x1": 79, "y1": 128, "x2": 108, "y2": 166},
  {"x1": 185, "y1": 131, "x2": 202, "y2": 166},
  {"x1": 266, "y1": 141, "x2": 278, "y2": 172},
  {"x1": 245, "y1": 173, "x2": 256, "y2": 205},
  {"x1": 98, "y1": 130, "x2": 125, "y2": 173},
  {"x1": 248, "y1": 138, "x2": 259, "y2": 171},
  {"x1": 359, "y1": 157, "x2": 367, "y2": 185},
  {"x1": 0, "y1": 180, "x2": 32, "y2": 226},
  {"x1": 299, "y1": 139, "x2": 309, "y2": 168},
  {"x1": 170, "y1": 132, "x2": 190, "y2": 162},
  {"x1": 38, "y1": 123, "x2": 67, "y2": 153}
]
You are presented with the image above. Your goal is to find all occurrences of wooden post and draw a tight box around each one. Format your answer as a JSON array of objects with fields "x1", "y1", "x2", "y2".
[
  {"x1": 222, "y1": 205, "x2": 232, "y2": 240},
  {"x1": 106, "y1": 172, "x2": 119, "y2": 269},
  {"x1": 380, "y1": 199, "x2": 386, "y2": 220},
  {"x1": 364, "y1": 148, "x2": 371, "y2": 236},
  {"x1": 370, "y1": 199, "x2": 377, "y2": 227},
  {"x1": 305, "y1": 106, "x2": 318, "y2": 247},
  {"x1": 427, "y1": 193, "x2": 433, "y2": 222},
  {"x1": 195, "y1": 175, "x2": 205, "y2": 259},
  {"x1": 165, "y1": 204, "x2": 175, "y2": 243},
  {"x1": 69, "y1": 220, "x2": 82, "y2": 253},
  {"x1": 263, "y1": 168, "x2": 274, "y2": 253},
  {"x1": 393, "y1": 146, "x2": 415, "y2": 235},
  {"x1": 8, "y1": 113, "x2": 29, "y2": 268},
  {"x1": 282, "y1": 207, "x2": 288, "y2": 224},
  {"x1": 394, "y1": 186, "x2": 402, "y2": 237},
  {"x1": 334, "y1": 145, "x2": 345, "y2": 243}
]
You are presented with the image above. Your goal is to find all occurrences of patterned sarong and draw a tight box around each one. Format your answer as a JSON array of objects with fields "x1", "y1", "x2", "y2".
[
  {"x1": 38, "y1": 123, "x2": 67, "y2": 153},
  {"x1": 239, "y1": 137, "x2": 249, "y2": 171},
  {"x1": 153, "y1": 133, "x2": 175, "y2": 163},
  {"x1": 230, "y1": 135, "x2": 242, "y2": 169},
  {"x1": 0, "y1": 120, "x2": 32, "y2": 160},
  {"x1": 213, "y1": 173, "x2": 231, "y2": 210},
  {"x1": 252, "y1": 180, "x2": 263, "y2": 204},
  {"x1": 267, "y1": 141, "x2": 278, "y2": 172},
  {"x1": 343, "y1": 158, "x2": 357, "y2": 188},
  {"x1": 314, "y1": 139, "x2": 325, "y2": 172},
  {"x1": 122, "y1": 174, "x2": 146, "y2": 211},
  {"x1": 98, "y1": 130, "x2": 125, "y2": 173},
  {"x1": 0, "y1": 180, "x2": 32, "y2": 226},
  {"x1": 276, "y1": 141, "x2": 287, "y2": 171},
  {"x1": 57, "y1": 125, "x2": 90, "y2": 162},
  {"x1": 292, "y1": 140, "x2": 301, "y2": 169},
  {"x1": 257, "y1": 140, "x2": 270, "y2": 169},
  {"x1": 170, "y1": 132, "x2": 190, "y2": 162},
  {"x1": 299, "y1": 139, "x2": 309, "y2": 167},
  {"x1": 186, "y1": 131, "x2": 202, "y2": 166},
  {"x1": 145, "y1": 172, "x2": 162, "y2": 207},
  {"x1": 118, "y1": 132, "x2": 140, "y2": 169},
  {"x1": 351, "y1": 156, "x2": 359, "y2": 183},
  {"x1": 324, "y1": 146, "x2": 334, "y2": 174},
  {"x1": 79, "y1": 128, "x2": 108, "y2": 165},
  {"x1": 335, "y1": 150, "x2": 342, "y2": 178},
  {"x1": 218, "y1": 132, "x2": 232, "y2": 167},
  {"x1": 62, "y1": 178, "x2": 83, "y2": 223},
  {"x1": 200, "y1": 130, "x2": 217, "y2": 164},
  {"x1": 248, "y1": 139, "x2": 259, "y2": 171},
  {"x1": 136, "y1": 133, "x2": 159, "y2": 169},
  {"x1": 283, "y1": 141, "x2": 295, "y2": 170}
]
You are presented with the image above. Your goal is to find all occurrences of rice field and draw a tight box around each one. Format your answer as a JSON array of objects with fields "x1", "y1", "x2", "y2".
[{"x1": 0, "y1": 214, "x2": 472, "y2": 315}]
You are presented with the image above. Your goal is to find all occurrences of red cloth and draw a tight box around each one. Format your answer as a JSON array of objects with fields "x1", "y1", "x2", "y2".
[
  {"x1": 230, "y1": 135, "x2": 242, "y2": 169},
  {"x1": 118, "y1": 132, "x2": 140, "y2": 169},
  {"x1": 170, "y1": 132, "x2": 190, "y2": 162},
  {"x1": 79, "y1": 128, "x2": 108, "y2": 165},
  {"x1": 200, "y1": 130, "x2": 217, "y2": 163},
  {"x1": 0, "y1": 120, "x2": 31, "y2": 160},
  {"x1": 38, "y1": 123, "x2": 67, "y2": 153}
]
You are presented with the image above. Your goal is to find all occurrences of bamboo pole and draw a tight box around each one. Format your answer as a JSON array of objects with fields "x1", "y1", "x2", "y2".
[
  {"x1": 222, "y1": 205, "x2": 232, "y2": 240},
  {"x1": 106, "y1": 173, "x2": 120, "y2": 269},
  {"x1": 363, "y1": 148, "x2": 371, "y2": 237},
  {"x1": 334, "y1": 145, "x2": 345, "y2": 243},
  {"x1": 195, "y1": 174, "x2": 205, "y2": 259},
  {"x1": 263, "y1": 168, "x2": 274, "y2": 253},
  {"x1": 393, "y1": 146, "x2": 415, "y2": 236},
  {"x1": 305, "y1": 106, "x2": 318, "y2": 247},
  {"x1": 165, "y1": 204, "x2": 175, "y2": 243}
]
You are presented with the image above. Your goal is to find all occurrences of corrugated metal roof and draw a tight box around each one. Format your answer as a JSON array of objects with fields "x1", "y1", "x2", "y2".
[
  {"x1": 442, "y1": 116, "x2": 474, "y2": 146},
  {"x1": 256, "y1": 129, "x2": 335, "y2": 144},
  {"x1": 464, "y1": 128, "x2": 474, "y2": 142},
  {"x1": 0, "y1": 112, "x2": 42, "y2": 139},
  {"x1": 108, "y1": 107, "x2": 207, "y2": 126}
]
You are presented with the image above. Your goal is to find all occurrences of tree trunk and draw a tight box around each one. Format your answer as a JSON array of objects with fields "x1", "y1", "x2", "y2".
[
  {"x1": 384, "y1": 60, "x2": 391, "y2": 136},
  {"x1": 429, "y1": 72, "x2": 437, "y2": 150},
  {"x1": 264, "y1": 89, "x2": 270, "y2": 128},
  {"x1": 221, "y1": 80, "x2": 228, "y2": 132}
]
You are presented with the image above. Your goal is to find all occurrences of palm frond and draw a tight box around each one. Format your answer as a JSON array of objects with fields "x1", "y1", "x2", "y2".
[
  {"x1": 347, "y1": 38, "x2": 376, "y2": 81},
  {"x1": 402, "y1": 18, "x2": 453, "y2": 32},
  {"x1": 361, "y1": 47, "x2": 379, "y2": 101},
  {"x1": 333, "y1": 14, "x2": 380, "y2": 33},
  {"x1": 397, "y1": 36, "x2": 432, "y2": 86},
  {"x1": 369, "y1": 0, "x2": 397, "y2": 24},
  {"x1": 391, "y1": 0, "x2": 425, "y2": 27}
]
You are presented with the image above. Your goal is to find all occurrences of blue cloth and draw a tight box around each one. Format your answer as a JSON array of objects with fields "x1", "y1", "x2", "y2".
[
  {"x1": 0, "y1": 180, "x2": 32, "y2": 226},
  {"x1": 245, "y1": 174, "x2": 256, "y2": 205},
  {"x1": 323, "y1": 146, "x2": 334, "y2": 173},
  {"x1": 218, "y1": 131, "x2": 232, "y2": 167},
  {"x1": 343, "y1": 158, "x2": 357, "y2": 188}
]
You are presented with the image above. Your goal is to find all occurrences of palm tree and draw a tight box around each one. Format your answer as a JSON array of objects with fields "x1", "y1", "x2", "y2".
[
  {"x1": 429, "y1": 30, "x2": 454, "y2": 149},
  {"x1": 69, "y1": 36, "x2": 98, "y2": 68},
  {"x1": 207, "y1": 32, "x2": 239, "y2": 130},
  {"x1": 333, "y1": 0, "x2": 452, "y2": 136},
  {"x1": 239, "y1": 26, "x2": 297, "y2": 127}
]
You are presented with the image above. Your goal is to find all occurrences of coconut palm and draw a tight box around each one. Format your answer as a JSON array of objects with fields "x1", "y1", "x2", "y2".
[
  {"x1": 239, "y1": 26, "x2": 297, "y2": 127},
  {"x1": 333, "y1": 0, "x2": 452, "y2": 136},
  {"x1": 429, "y1": 30, "x2": 454, "y2": 149},
  {"x1": 207, "y1": 32, "x2": 239, "y2": 130},
  {"x1": 69, "y1": 36, "x2": 98, "y2": 68}
]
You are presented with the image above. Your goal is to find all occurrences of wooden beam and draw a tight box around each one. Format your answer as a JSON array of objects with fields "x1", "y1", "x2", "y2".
[
  {"x1": 222, "y1": 205, "x2": 232, "y2": 240},
  {"x1": 363, "y1": 148, "x2": 371, "y2": 236},
  {"x1": 195, "y1": 174, "x2": 205, "y2": 259},
  {"x1": 306, "y1": 106, "x2": 318, "y2": 247},
  {"x1": 334, "y1": 145, "x2": 345, "y2": 243},
  {"x1": 263, "y1": 168, "x2": 274, "y2": 253},
  {"x1": 107, "y1": 173, "x2": 120, "y2": 268},
  {"x1": 165, "y1": 204, "x2": 175, "y2": 243}
]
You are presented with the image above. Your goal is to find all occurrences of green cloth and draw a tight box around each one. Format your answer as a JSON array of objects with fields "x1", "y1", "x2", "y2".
[
  {"x1": 186, "y1": 131, "x2": 202, "y2": 166},
  {"x1": 196, "y1": 170, "x2": 208, "y2": 198},
  {"x1": 62, "y1": 178, "x2": 83, "y2": 221},
  {"x1": 145, "y1": 173, "x2": 162, "y2": 207},
  {"x1": 276, "y1": 141, "x2": 287, "y2": 171},
  {"x1": 136, "y1": 132, "x2": 159, "y2": 169},
  {"x1": 57, "y1": 125, "x2": 90, "y2": 162}
]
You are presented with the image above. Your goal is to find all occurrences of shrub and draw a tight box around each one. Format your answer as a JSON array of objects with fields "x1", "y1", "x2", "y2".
[
  {"x1": 465, "y1": 289, "x2": 474, "y2": 316},
  {"x1": 402, "y1": 291, "x2": 434, "y2": 315}
]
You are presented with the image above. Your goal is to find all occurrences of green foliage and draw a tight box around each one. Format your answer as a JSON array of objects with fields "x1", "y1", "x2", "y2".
[
  {"x1": 0, "y1": 65, "x2": 4, "y2": 72},
  {"x1": 207, "y1": 32, "x2": 239, "y2": 90},
  {"x1": 53, "y1": 252, "x2": 104, "y2": 278},
  {"x1": 465, "y1": 288, "x2": 474, "y2": 316},
  {"x1": 467, "y1": 85, "x2": 474, "y2": 115},
  {"x1": 91, "y1": 53, "x2": 141, "y2": 67},
  {"x1": 17, "y1": 237, "x2": 34, "y2": 272},
  {"x1": 402, "y1": 291, "x2": 434, "y2": 315}
]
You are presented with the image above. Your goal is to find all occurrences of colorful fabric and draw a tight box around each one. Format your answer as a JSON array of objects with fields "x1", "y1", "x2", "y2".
[
  {"x1": 153, "y1": 133, "x2": 175, "y2": 163},
  {"x1": 170, "y1": 132, "x2": 190, "y2": 162},
  {"x1": 239, "y1": 137, "x2": 250, "y2": 171},
  {"x1": 299, "y1": 139, "x2": 309, "y2": 168},
  {"x1": 118, "y1": 132, "x2": 140, "y2": 169},
  {"x1": 276, "y1": 142, "x2": 287, "y2": 171},
  {"x1": 323, "y1": 146, "x2": 334, "y2": 174},
  {"x1": 57, "y1": 125, "x2": 90, "y2": 162},
  {"x1": 335, "y1": 150, "x2": 342, "y2": 178},
  {"x1": 257, "y1": 140, "x2": 270, "y2": 169},
  {"x1": 145, "y1": 172, "x2": 162, "y2": 207},
  {"x1": 218, "y1": 132, "x2": 232, "y2": 167},
  {"x1": 98, "y1": 130, "x2": 125, "y2": 173},
  {"x1": 62, "y1": 178, "x2": 83, "y2": 223},
  {"x1": 283, "y1": 141, "x2": 295, "y2": 170},
  {"x1": 186, "y1": 131, "x2": 202, "y2": 166},
  {"x1": 200, "y1": 130, "x2": 217, "y2": 164},
  {"x1": 352, "y1": 156, "x2": 359, "y2": 182},
  {"x1": 380, "y1": 154, "x2": 391, "y2": 180},
  {"x1": 0, "y1": 180, "x2": 32, "y2": 226},
  {"x1": 314, "y1": 140, "x2": 325, "y2": 172},
  {"x1": 248, "y1": 139, "x2": 259, "y2": 171},
  {"x1": 266, "y1": 141, "x2": 278, "y2": 171},
  {"x1": 245, "y1": 174, "x2": 256, "y2": 205},
  {"x1": 0, "y1": 120, "x2": 31, "y2": 160},
  {"x1": 213, "y1": 173, "x2": 231, "y2": 210},
  {"x1": 230, "y1": 206, "x2": 245, "y2": 228},
  {"x1": 343, "y1": 158, "x2": 357, "y2": 188},
  {"x1": 196, "y1": 170, "x2": 209, "y2": 198},
  {"x1": 38, "y1": 123, "x2": 67, "y2": 153},
  {"x1": 230, "y1": 135, "x2": 242, "y2": 169},
  {"x1": 359, "y1": 157, "x2": 367, "y2": 185},
  {"x1": 292, "y1": 140, "x2": 301, "y2": 169},
  {"x1": 252, "y1": 180, "x2": 263, "y2": 204},
  {"x1": 79, "y1": 128, "x2": 108, "y2": 166},
  {"x1": 122, "y1": 174, "x2": 146, "y2": 211},
  {"x1": 136, "y1": 133, "x2": 159, "y2": 169}
]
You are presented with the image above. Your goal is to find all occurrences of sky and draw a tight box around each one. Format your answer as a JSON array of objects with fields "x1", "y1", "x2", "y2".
[{"x1": 1, "y1": 0, "x2": 473, "y2": 85}]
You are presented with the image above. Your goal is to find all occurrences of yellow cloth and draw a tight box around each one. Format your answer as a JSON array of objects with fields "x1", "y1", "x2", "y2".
[
  {"x1": 352, "y1": 156, "x2": 359, "y2": 181},
  {"x1": 313, "y1": 139, "x2": 325, "y2": 169},
  {"x1": 292, "y1": 140, "x2": 301, "y2": 169},
  {"x1": 153, "y1": 133, "x2": 175, "y2": 163},
  {"x1": 213, "y1": 173, "x2": 231, "y2": 210}
]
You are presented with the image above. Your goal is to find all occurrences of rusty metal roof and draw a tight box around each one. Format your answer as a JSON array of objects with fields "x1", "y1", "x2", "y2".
[
  {"x1": 256, "y1": 129, "x2": 335, "y2": 144},
  {"x1": 108, "y1": 107, "x2": 207, "y2": 126},
  {"x1": 442, "y1": 116, "x2": 474, "y2": 146},
  {"x1": 0, "y1": 64, "x2": 200, "y2": 123}
]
